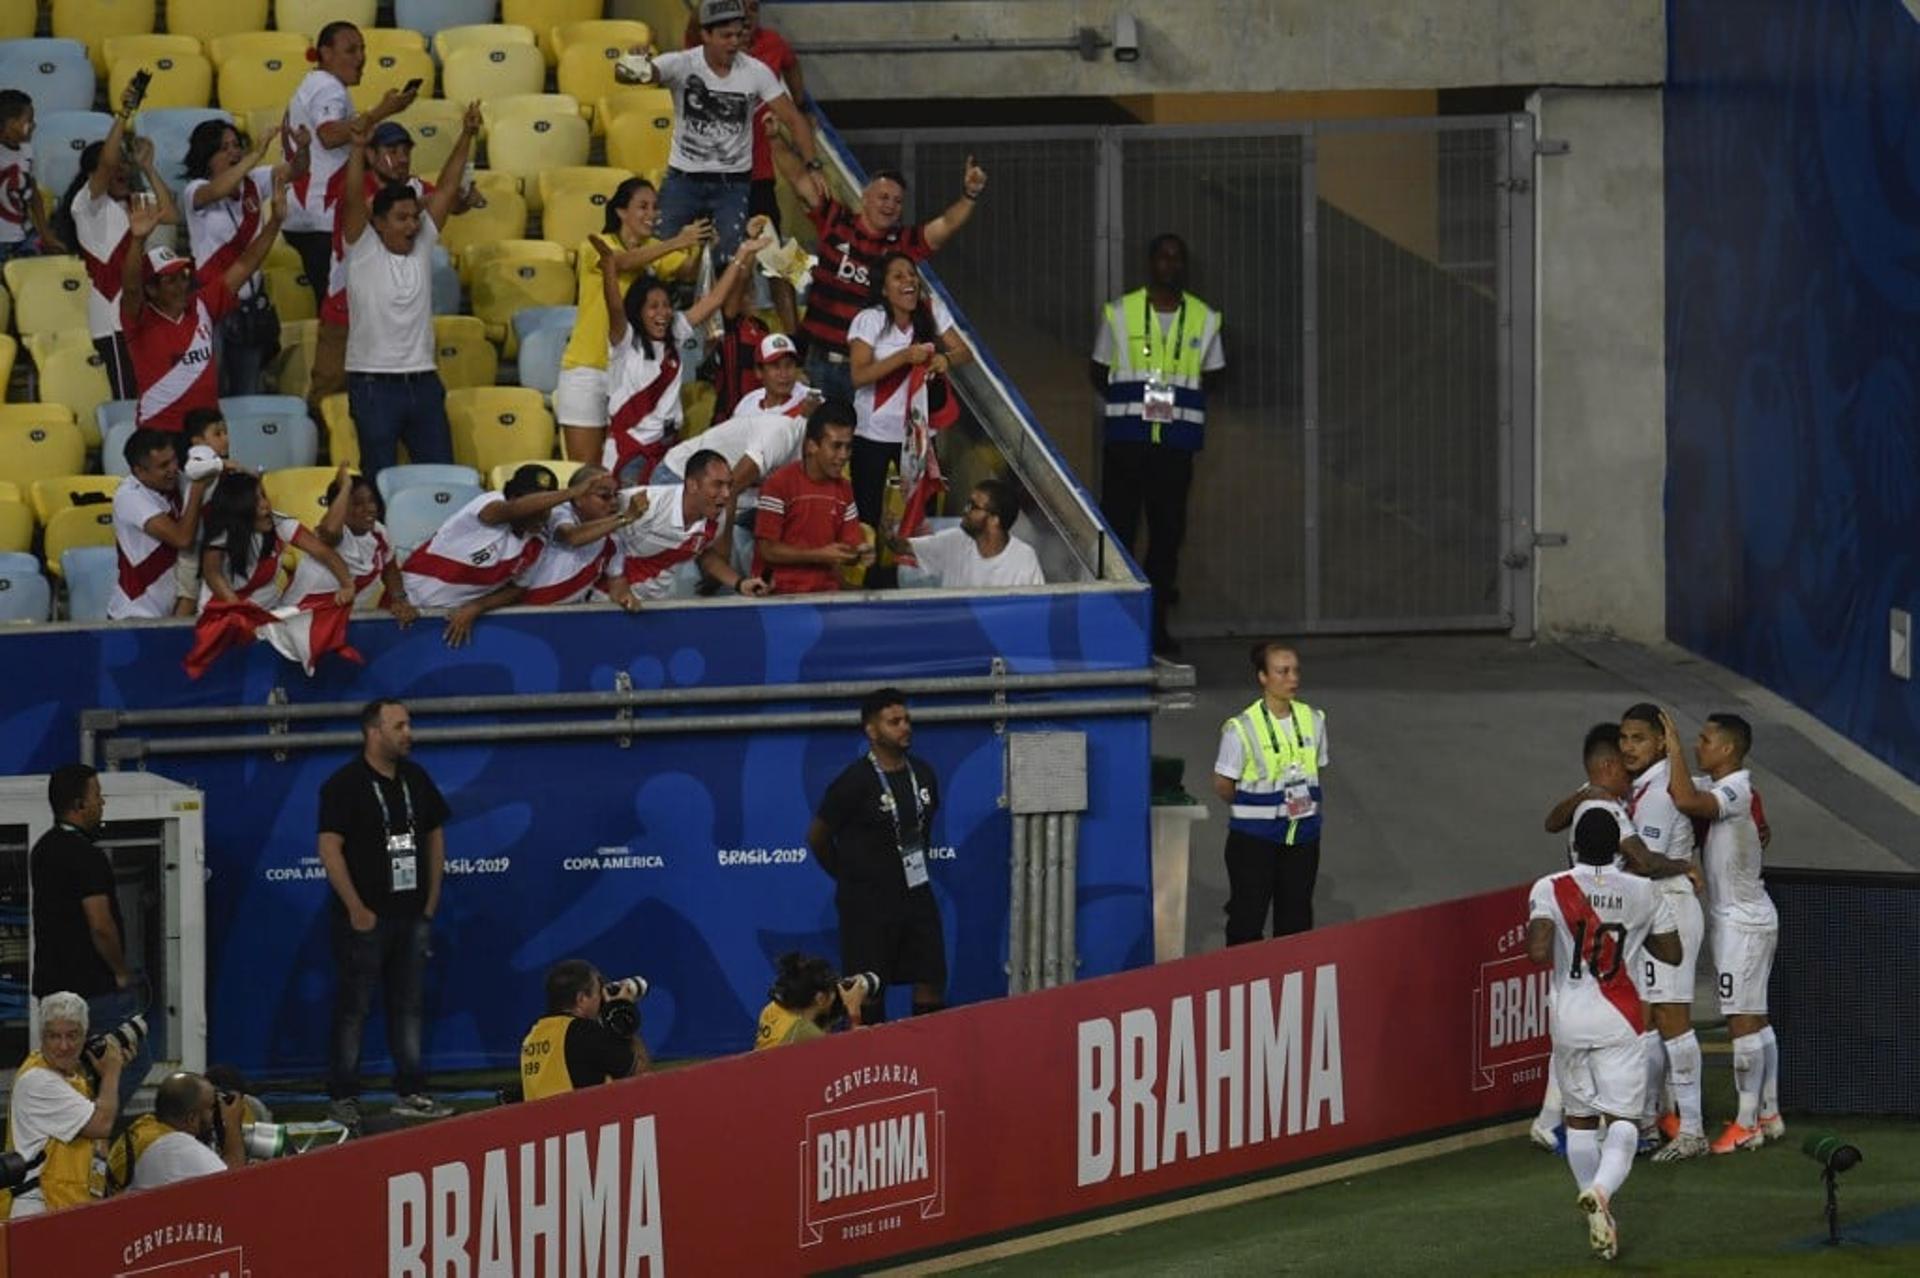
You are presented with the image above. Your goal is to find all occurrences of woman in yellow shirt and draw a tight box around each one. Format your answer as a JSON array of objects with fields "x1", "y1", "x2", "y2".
[{"x1": 557, "y1": 178, "x2": 711, "y2": 463}]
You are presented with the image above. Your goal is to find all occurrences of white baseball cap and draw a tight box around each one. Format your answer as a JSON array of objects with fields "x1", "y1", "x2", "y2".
[
  {"x1": 756, "y1": 333, "x2": 799, "y2": 366},
  {"x1": 145, "y1": 245, "x2": 192, "y2": 278}
]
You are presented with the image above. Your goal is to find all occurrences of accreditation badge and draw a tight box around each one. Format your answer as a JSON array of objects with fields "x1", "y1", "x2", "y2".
[
  {"x1": 388, "y1": 830, "x2": 418, "y2": 892},
  {"x1": 1142, "y1": 377, "x2": 1176, "y2": 423}
]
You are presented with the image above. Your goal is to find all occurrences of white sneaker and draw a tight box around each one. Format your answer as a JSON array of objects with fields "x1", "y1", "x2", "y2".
[
  {"x1": 1578, "y1": 1186, "x2": 1618, "y2": 1261},
  {"x1": 391, "y1": 1093, "x2": 454, "y2": 1120},
  {"x1": 1651, "y1": 1131, "x2": 1710, "y2": 1162},
  {"x1": 1529, "y1": 1122, "x2": 1561, "y2": 1153},
  {"x1": 1759, "y1": 1112, "x2": 1786, "y2": 1142},
  {"x1": 326, "y1": 1097, "x2": 362, "y2": 1132}
]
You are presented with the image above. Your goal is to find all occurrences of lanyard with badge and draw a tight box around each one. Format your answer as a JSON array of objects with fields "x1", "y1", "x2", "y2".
[
  {"x1": 370, "y1": 773, "x2": 419, "y2": 893},
  {"x1": 870, "y1": 753, "x2": 929, "y2": 889},
  {"x1": 1137, "y1": 295, "x2": 1185, "y2": 429},
  {"x1": 1260, "y1": 704, "x2": 1316, "y2": 820}
]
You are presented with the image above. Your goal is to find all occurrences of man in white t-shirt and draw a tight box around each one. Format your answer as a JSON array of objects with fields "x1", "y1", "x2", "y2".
[
  {"x1": 618, "y1": 0, "x2": 823, "y2": 260},
  {"x1": 129, "y1": 1071, "x2": 246, "y2": 1190},
  {"x1": 7, "y1": 992, "x2": 126, "y2": 1217},
  {"x1": 69, "y1": 104, "x2": 180, "y2": 399},
  {"x1": 887, "y1": 478, "x2": 1045, "y2": 590},
  {"x1": 106, "y1": 429, "x2": 216, "y2": 620},
  {"x1": 340, "y1": 106, "x2": 477, "y2": 477}
]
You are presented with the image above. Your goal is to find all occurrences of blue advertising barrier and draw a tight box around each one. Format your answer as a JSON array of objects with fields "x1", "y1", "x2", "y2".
[{"x1": 1, "y1": 588, "x2": 1153, "y2": 1077}]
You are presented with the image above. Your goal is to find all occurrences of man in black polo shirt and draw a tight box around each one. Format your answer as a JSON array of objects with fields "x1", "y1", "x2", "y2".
[
  {"x1": 808, "y1": 688, "x2": 947, "y2": 1023},
  {"x1": 30, "y1": 764, "x2": 146, "y2": 1111},
  {"x1": 317, "y1": 698, "x2": 453, "y2": 1129},
  {"x1": 518, "y1": 960, "x2": 646, "y2": 1102}
]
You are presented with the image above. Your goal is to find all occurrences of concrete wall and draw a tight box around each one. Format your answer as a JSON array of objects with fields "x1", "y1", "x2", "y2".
[
  {"x1": 763, "y1": 0, "x2": 1663, "y2": 101},
  {"x1": 1531, "y1": 88, "x2": 1666, "y2": 642}
]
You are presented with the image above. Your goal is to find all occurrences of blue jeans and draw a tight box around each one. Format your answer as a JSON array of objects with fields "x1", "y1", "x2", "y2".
[
  {"x1": 805, "y1": 348, "x2": 855, "y2": 409},
  {"x1": 347, "y1": 370, "x2": 453, "y2": 477},
  {"x1": 329, "y1": 913, "x2": 431, "y2": 1099},
  {"x1": 85, "y1": 986, "x2": 148, "y2": 1115},
  {"x1": 655, "y1": 168, "x2": 753, "y2": 262}
]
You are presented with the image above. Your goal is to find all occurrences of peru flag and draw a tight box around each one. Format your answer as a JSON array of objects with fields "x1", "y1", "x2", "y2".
[
  {"x1": 183, "y1": 599, "x2": 364, "y2": 680},
  {"x1": 896, "y1": 362, "x2": 958, "y2": 539}
]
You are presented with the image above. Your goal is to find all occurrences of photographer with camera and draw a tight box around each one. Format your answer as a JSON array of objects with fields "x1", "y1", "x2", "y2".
[
  {"x1": 519, "y1": 962, "x2": 650, "y2": 1102},
  {"x1": 754, "y1": 953, "x2": 873, "y2": 1050},
  {"x1": 111, "y1": 1072, "x2": 245, "y2": 1192},
  {"x1": 4, "y1": 993, "x2": 126, "y2": 1217}
]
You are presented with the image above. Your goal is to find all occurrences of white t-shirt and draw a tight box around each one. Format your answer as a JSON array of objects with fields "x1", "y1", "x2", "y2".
[
  {"x1": 661, "y1": 411, "x2": 804, "y2": 492},
  {"x1": 907, "y1": 527, "x2": 1046, "y2": 589},
  {"x1": 1213, "y1": 705, "x2": 1330, "y2": 779},
  {"x1": 603, "y1": 313, "x2": 697, "y2": 473},
  {"x1": 5, "y1": 1066, "x2": 96, "y2": 1217},
  {"x1": 1695, "y1": 769, "x2": 1777, "y2": 928},
  {"x1": 734, "y1": 383, "x2": 813, "y2": 416},
  {"x1": 130, "y1": 1129, "x2": 227, "y2": 1191},
  {"x1": 286, "y1": 69, "x2": 354, "y2": 232},
  {"x1": 613, "y1": 484, "x2": 718, "y2": 599},
  {"x1": 516, "y1": 504, "x2": 618, "y2": 605},
  {"x1": 848, "y1": 295, "x2": 956, "y2": 445},
  {"x1": 652, "y1": 50, "x2": 787, "y2": 174},
  {"x1": 288, "y1": 522, "x2": 393, "y2": 609},
  {"x1": 72, "y1": 188, "x2": 131, "y2": 338},
  {"x1": 1529, "y1": 863, "x2": 1676, "y2": 1048},
  {"x1": 1566, "y1": 794, "x2": 1635, "y2": 868},
  {"x1": 1626, "y1": 757, "x2": 1698, "y2": 898},
  {"x1": 185, "y1": 168, "x2": 274, "y2": 301},
  {"x1": 107, "y1": 479, "x2": 182, "y2": 619},
  {"x1": 199, "y1": 513, "x2": 303, "y2": 610},
  {"x1": 401, "y1": 492, "x2": 544, "y2": 608},
  {"x1": 1091, "y1": 304, "x2": 1227, "y2": 371},
  {"x1": 345, "y1": 216, "x2": 439, "y2": 374},
  {"x1": 0, "y1": 140, "x2": 33, "y2": 245}
]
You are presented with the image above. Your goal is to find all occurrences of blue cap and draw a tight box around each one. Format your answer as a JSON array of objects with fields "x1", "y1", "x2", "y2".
[{"x1": 369, "y1": 121, "x2": 413, "y2": 149}]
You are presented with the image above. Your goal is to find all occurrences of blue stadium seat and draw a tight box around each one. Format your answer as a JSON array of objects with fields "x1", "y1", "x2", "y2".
[
  {"x1": 221, "y1": 395, "x2": 318, "y2": 471},
  {"x1": 397, "y1": 0, "x2": 500, "y2": 45},
  {"x1": 98, "y1": 401, "x2": 139, "y2": 475},
  {"x1": 0, "y1": 552, "x2": 42, "y2": 576},
  {"x1": 511, "y1": 305, "x2": 577, "y2": 349},
  {"x1": 0, "y1": 566, "x2": 52, "y2": 624},
  {"x1": 33, "y1": 112, "x2": 114, "y2": 210},
  {"x1": 133, "y1": 107, "x2": 233, "y2": 196},
  {"x1": 0, "y1": 41, "x2": 97, "y2": 116},
  {"x1": 377, "y1": 463, "x2": 484, "y2": 506},
  {"x1": 61, "y1": 546, "x2": 118, "y2": 622},
  {"x1": 431, "y1": 245, "x2": 461, "y2": 317},
  {"x1": 515, "y1": 322, "x2": 567, "y2": 398},
  {"x1": 385, "y1": 482, "x2": 483, "y2": 554}
]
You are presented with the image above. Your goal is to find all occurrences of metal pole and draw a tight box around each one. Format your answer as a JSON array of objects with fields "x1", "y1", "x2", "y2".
[
  {"x1": 1041, "y1": 813, "x2": 1062, "y2": 988},
  {"x1": 1007, "y1": 815, "x2": 1029, "y2": 995},
  {"x1": 1061, "y1": 813, "x2": 1079, "y2": 984},
  {"x1": 1025, "y1": 816, "x2": 1046, "y2": 993},
  {"x1": 792, "y1": 34, "x2": 1106, "y2": 56}
]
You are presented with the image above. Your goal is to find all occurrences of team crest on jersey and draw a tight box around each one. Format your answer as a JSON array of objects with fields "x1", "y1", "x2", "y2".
[{"x1": 799, "y1": 1063, "x2": 945, "y2": 1248}]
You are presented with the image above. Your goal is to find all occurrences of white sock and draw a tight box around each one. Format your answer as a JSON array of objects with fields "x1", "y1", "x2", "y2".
[
  {"x1": 1594, "y1": 1119, "x2": 1638, "y2": 1198},
  {"x1": 1537, "y1": 1060, "x2": 1563, "y2": 1129},
  {"x1": 1731, "y1": 1032, "x2": 1764, "y2": 1127},
  {"x1": 1665, "y1": 1031, "x2": 1703, "y2": 1136},
  {"x1": 1640, "y1": 1030, "x2": 1666, "y2": 1125},
  {"x1": 1566, "y1": 1126, "x2": 1601, "y2": 1188},
  {"x1": 1759, "y1": 1025, "x2": 1780, "y2": 1117}
]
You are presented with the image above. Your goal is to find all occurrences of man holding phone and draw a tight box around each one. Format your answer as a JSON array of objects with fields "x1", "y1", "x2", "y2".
[{"x1": 753, "y1": 399, "x2": 870, "y2": 592}]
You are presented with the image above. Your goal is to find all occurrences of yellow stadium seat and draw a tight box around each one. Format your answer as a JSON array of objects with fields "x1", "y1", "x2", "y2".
[
  {"x1": 537, "y1": 166, "x2": 636, "y2": 251},
  {"x1": 605, "y1": 108, "x2": 674, "y2": 183},
  {"x1": 110, "y1": 49, "x2": 214, "y2": 110},
  {"x1": 1, "y1": 0, "x2": 38, "y2": 40},
  {"x1": 597, "y1": 87, "x2": 673, "y2": 128},
  {"x1": 433, "y1": 22, "x2": 537, "y2": 66},
  {"x1": 553, "y1": 19, "x2": 652, "y2": 64},
  {"x1": 480, "y1": 92, "x2": 581, "y2": 134},
  {"x1": 319, "y1": 392, "x2": 358, "y2": 468},
  {"x1": 0, "y1": 334, "x2": 14, "y2": 393},
  {"x1": 167, "y1": 0, "x2": 269, "y2": 46},
  {"x1": 470, "y1": 254, "x2": 575, "y2": 351},
  {"x1": 351, "y1": 44, "x2": 436, "y2": 113},
  {"x1": 503, "y1": 0, "x2": 602, "y2": 64},
  {"x1": 265, "y1": 232, "x2": 303, "y2": 273},
  {"x1": 4, "y1": 256, "x2": 91, "y2": 341},
  {"x1": 0, "y1": 501, "x2": 32, "y2": 555},
  {"x1": 52, "y1": 0, "x2": 157, "y2": 76},
  {"x1": 35, "y1": 346, "x2": 112, "y2": 447},
  {"x1": 206, "y1": 30, "x2": 307, "y2": 72},
  {"x1": 269, "y1": 317, "x2": 320, "y2": 399},
  {"x1": 44, "y1": 503, "x2": 118, "y2": 573},
  {"x1": 262, "y1": 264, "x2": 318, "y2": 324},
  {"x1": 0, "y1": 403, "x2": 78, "y2": 430},
  {"x1": 488, "y1": 458, "x2": 582, "y2": 490},
  {"x1": 263, "y1": 465, "x2": 347, "y2": 524},
  {"x1": 440, "y1": 183, "x2": 530, "y2": 280},
  {"x1": 390, "y1": 97, "x2": 467, "y2": 177},
  {"x1": 446, "y1": 386, "x2": 555, "y2": 475},
  {"x1": 363, "y1": 28, "x2": 430, "y2": 58},
  {"x1": 460, "y1": 236, "x2": 569, "y2": 281},
  {"x1": 484, "y1": 110, "x2": 590, "y2": 211},
  {"x1": 627, "y1": 0, "x2": 691, "y2": 45},
  {"x1": 0, "y1": 416, "x2": 88, "y2": 497},
  {"x1": 30, "y1": 474, "x2": 121, "y2": 526},
  {"x1": 103, "y1": 33, "x2": 203, "y2": 68},
  {"x1": 276, "y1": 0, "x2": 374, "y2": 39},
  {"x1": 555, "y1": 42, "x2": 634, "y2": 129},
  {"x1": 0, "y1": 481, "x2": 18, "y2": 503},
  {"x1": 683, "y1": 379, "x2": 716, "y2": 439},
  {"x1": 0, "y1": 283, "x2": 11, "y2": 336},
  {"x1": 433, "y1": 315, "x2": 499, "y2": 390},
  {"x1": 23, "y1": 327, "x2": 94, "y2": 371},
  {"x1": 218, "y1": 46, "x2": 310, "y2": 114},
  {"x1": 441, "y1": 41, "x2": 544, "y2": 104}
]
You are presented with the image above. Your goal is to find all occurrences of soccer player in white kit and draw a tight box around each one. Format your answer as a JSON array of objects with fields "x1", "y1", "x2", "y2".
[
  {"x1": 1528, "y1": 810, "x2": 1681, "y2": 1261},
  {"x1": 1660, "y1": 710, "x2": 1783, "y2": 1153}
]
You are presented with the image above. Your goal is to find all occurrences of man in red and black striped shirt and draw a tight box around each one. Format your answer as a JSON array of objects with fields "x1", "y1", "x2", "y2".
[{"x1": 784, "y1": 152, "x2": 988, "y2": 405}]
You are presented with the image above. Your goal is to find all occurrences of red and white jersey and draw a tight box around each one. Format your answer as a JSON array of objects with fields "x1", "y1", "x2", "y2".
[
  {"x1": 72, "y1": 188, "x2": 130, "y2": 338},
  {"x1": 321, "y1": 169, "x2": 430, "y2": 326},
  {"x1": 514, "y1": 504, "x2": 618, "y2": 606},
  {"x1": 1528, "y1": 863, "x2": 1675, "y2": 1048},
  {"x1": 127, "y1": 279, "x2": 238, "y2": 433},
  {"x1": 1565, "y1": 794, "x2": 1634, "y2": 869},
  {"x1": 289, "y1": 521, "x2": 393, "y2": 610},
  {"x1": 400, "y1": 493, "x2": 545, "y2": 609},
  {"x1": 1694, "y1": 768, "x2": 1777, "y2": 928},
  {"x1": 0, "y1": 141, "x2": 31, "y2": 244},
  {"x1": 106, "y1": 478, "x2": 182, "y2": 619},
  {"x1": 614, "y1": 484, "x2": 718, "y2": 600},
  {"x1": 1626, "y1": 757, "x2": 1697, "y2": 899},
  {"x1": 733, "y1": 383, "x2": 814, "y2": 417},
  {"x1": 185, "y1": 168, "x2": 272, "y2": 301},
  {"x1": 848, "y1": 295, "x2": 957, "y2": 444},
  {"x1": 286, "y1": 69, "x2": 353, "y2": 232},
  {"x1": 602, "y1": 315, "x2": 695, "y2": 478},
  {"x1": 660, "y1": 411, "x2": 804, "y2": 494},
  {"x1": 198, "y1": 512, "x2": 302, "y2": 611}
]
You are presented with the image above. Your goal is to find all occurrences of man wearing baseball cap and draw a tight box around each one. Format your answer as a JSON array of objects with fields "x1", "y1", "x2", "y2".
[{"x1": 736, "y1": 332, "x2": 816, "y2": 417}]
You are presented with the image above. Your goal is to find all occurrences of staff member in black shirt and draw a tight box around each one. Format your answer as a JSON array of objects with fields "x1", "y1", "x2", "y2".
[
  {"x1": 808, "y1": 688, "x2": 947, "y2": 1022},
  {"x1": 519, "y1": 960, "x2": 647, "y2": 1101},
  {"x1": 29, "y1": 764, "x2": 146, "y2": 1112},
  {"x1": 316, "y1": 698, "x2": 453, "y2": 1129}
]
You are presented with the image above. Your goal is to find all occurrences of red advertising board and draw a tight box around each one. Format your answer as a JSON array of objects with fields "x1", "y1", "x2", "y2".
[{"x1": 4, "y1": 883, "x2": 1549, "y2": 1276}]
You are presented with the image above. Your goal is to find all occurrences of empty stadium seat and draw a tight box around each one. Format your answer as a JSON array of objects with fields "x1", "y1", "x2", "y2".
[
  {"x1": 0, "y1": 566, "x2": 53, "y2": 624},
  {"x1": 29, "y1": 112, "x2": 113, "y2": 211},
  {"x1": 446, "y1": 386, "x2": 554, "y2": 475},
  {"x1": 0, "y1": 335, "x2": 14, "y2": 396},
  {"x1": 364, "y1": 28, "x2": 431, "y2": 58},
  {"x1": 682, "y1": 379, "x2": 716, "y2": 438},
  {"x1": 385, "y1": 481, "x2": 482, "y2": 553},
  {"x1": 5, "y1": 256, "x2": 90, "y2": 341},
  {"x1": 537, "y1": 166, "x2": 635, "y2": 251},
  {"x1": 262, "y1": 264, "x2": 319, "y2": 323},
  {"x1": 134, "y1": 107, "x2": 233, "y2": 192},
  {"x1": 30, "y1": 474, "x2": 120, "y2": 526},
  {"x1": 488, "y1": 458, "x2": 582, "y2": 491},
  {"x1": 398, "y1": 0, "x2": 500, "y2": 45},
  {"x1": 206, "y1": 30, "x2": 307, "y2": 70},
  {"x1": 510, "y1": 304, "x2": 576, "y2": 348},
  {"x1": 51, "y1": 0, "x2": 156, "y2": 76},
  {"x1": 440, "y1": 180, "x2": 529, "y2": 276},
  {"x1": 217, "y1": 43, "x2": 310, "y2": 115},
  {"x1": 0, "y1": 0, "x2": 37, "y2": 39},
  {"x1": 597, "y1": 86, "x2": 673, "y2": 128},
  {"x1": 604, "y1": 106, "x2": 674, "y2": 182},
  {"x1": 503, "y1": 0, "x2": 601, "y2": 64},
  {"x1": 43, "y1": 503, "x2": 117, "y2": 573},
  {"x1": 469, "y1": 250, "x2": 575, "y2": 348},
  {"x1": 0, "y1": 503, "x2": 35, "y2": 556},
  {"x1": 165, "y1": 0, "x2": 269, "y2": 47},
  {"x1": 552, "y1": 19, "x2": 651, "y2": 64},
  {"x1": 35, "y1": 346, "x2": 113, "y2": 446},
  {"x1": 110, "y1": 47, "x2": 214, "y2": 110},
  {"x1": 376, "y1": 462, "x2": 483, "y2": 505},
  {"x1": 319, "y1": 392, "x2": 359, "y2": 467},
  {"x1": 262, "y1": 466, "x2": 345, "y2": 524},
  {"x1": 433, "y1": 315, "x2": 499, "y2": 390},
  {"x1": 352, "y1": 44, "x2": 436, "y2": 113},
  {"x1": 23, "y1": 327, "x2": 95, "y2": 372},
  {"x1": 441, "y1": 40, "x2": 544, "y2": 103},
  {"x1": 62, "y1": 545, "x2": 119, "y2": 620},
  {"x1": 484, "y1": 110, "x2": 590, "y2": 210},
  {"x1": 514, "y1": 322, "x2": 567, "y2": 398},
  {"x1": 433, "y1": 21, "x2": 536, "y2": 66},
  {"x1": 480, "y1": 91, "x2": 580, "y2": 133},
  {"x1": 276, "y1": 0, "x2": 375, "y2": 38},
  {"x1": 391, "y1": 97, "x2": 468, "y2": 177},
  {"x1": 0, "y1": 403, "x2": 81, "y2": 434},
  {"x1": 99, "y1": 404, "x2": 139, "y2": 476},
  {"x1": 222, "y1": 394, "x2": 319, "y2": 470},
  {"x1": 556, "y1": 41, "x2": 636, "y2": 131},
  {"x1": 430, "y1": 245, "x2": 462, "y2": 317},
  {"x1": 0, "y1": 40, "x2": 96, "y2": 116},
  {"x1": 268, "y1": 317, "x2": 320, "y2": 400}
]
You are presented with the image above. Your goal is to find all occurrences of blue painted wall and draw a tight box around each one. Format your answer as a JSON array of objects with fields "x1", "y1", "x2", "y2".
[{"x1": 1667, "y1": 0, "x2": 1920, "y2": 777}]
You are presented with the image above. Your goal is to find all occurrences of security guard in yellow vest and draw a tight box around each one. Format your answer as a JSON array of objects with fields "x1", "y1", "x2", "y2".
[
  {"x1": 4, "y1": 993, "x2": 125, "y2": 1218},
  {"x1": 520, "y1": 960, "x2": 644, "y2": 1102},
  {"x1": 1091, "y1": 232, "x2": 1225, "y2": 656},
  {"x1": 1211, "y1": 642, "x2": 1329, "y2": 942}
]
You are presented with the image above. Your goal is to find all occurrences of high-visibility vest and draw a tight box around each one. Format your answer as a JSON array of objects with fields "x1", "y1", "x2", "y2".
[
  {"x1": 2, "y1": 1053, "x2": 100, "y2": 1214},
  {"x1": 520, "y1": 1015, "x2": 575, "y2": 1101},
  {"x1": 1100, "y1": 288, "x2": 1220, "y2": 451},
  {"x1": 1225, "y1": 698, "x2": 1323, "y2": 845}
]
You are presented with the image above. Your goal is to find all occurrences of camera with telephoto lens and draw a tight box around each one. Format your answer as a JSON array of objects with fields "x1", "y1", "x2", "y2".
[
  {"x1": 830, "y1": 971, "x2": 881, "y2": 1022},
  {"x1": 600, "y1": 976, "x2": 649, "y2": 1038},
  {"x1": 82, "y1": 1014, "x2": 148, "y2": 1083}
]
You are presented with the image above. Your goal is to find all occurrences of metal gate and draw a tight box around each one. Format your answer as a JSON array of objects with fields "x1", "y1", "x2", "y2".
[{"x1": 840, "y1": 116, "x2": 1536, "y2": 637}]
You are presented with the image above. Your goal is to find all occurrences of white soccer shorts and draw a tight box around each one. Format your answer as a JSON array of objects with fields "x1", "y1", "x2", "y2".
[
  {"x1": 1640, "y1": 887, "x2": 1703, "y2": 1005},
  {"x1": 1554, "y1": 1040, "x2": 1647, "y2": 1122},
  {"x1": 1712, "y1": 918, "x2": 1778, "y2": 1016},
  {"x1": 554, "y1": 365, "x2": 610, "y2": 427}
]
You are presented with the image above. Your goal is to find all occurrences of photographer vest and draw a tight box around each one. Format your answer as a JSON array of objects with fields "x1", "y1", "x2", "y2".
[
  {"x1": 106, "y1": 1113, "x2": 170, "y2": 1195},
  {"x1": 1, "y1": 1053, "x2": 100, "y2": 1214},
  {"x1": 754, "y1": 1001, "x2": 825, "y2": 1051},
  {"x1": 520, "y1": 1015, "x2": 575, "y2": 1101}
]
